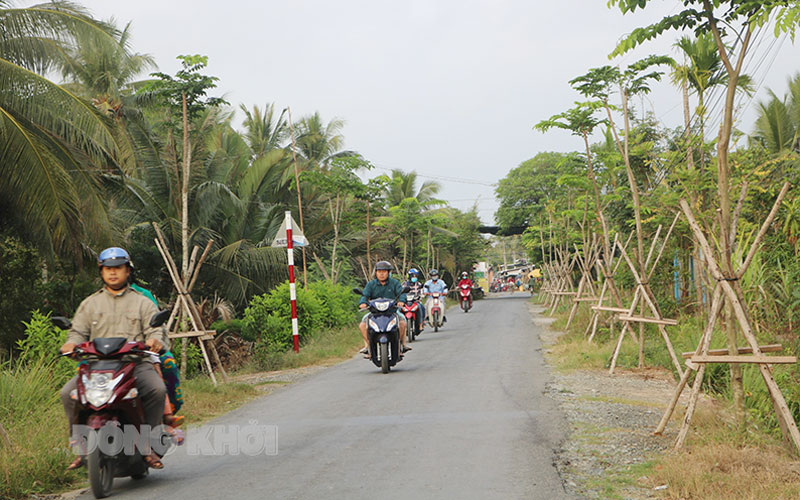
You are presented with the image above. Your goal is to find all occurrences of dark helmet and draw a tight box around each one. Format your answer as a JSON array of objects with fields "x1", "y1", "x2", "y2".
[
  {"x1": 375, "y1": 260, "x2": 393, "y2": 271},
  {"x1": 98, "y1": 247, "x2": 131, "y2": 268},
  {"x1": 429, "y1": 269, "x2": 439, "y2": 277},
  {"x1": 408, "y1": 267, "x2": 419, "y2": 278}
]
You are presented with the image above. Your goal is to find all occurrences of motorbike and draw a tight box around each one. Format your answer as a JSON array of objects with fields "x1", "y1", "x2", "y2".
[
  {"x1": 427, "y1": 292, "x2": 445, "y2": 332},
  {"x1": 401, "y1": 290, "x2": 423, "y2": 342},
  {"x1": 53, "y1": 310, "x2": 174, "y2": 499},
  {"x1": 459, "y1": 284, "x2": 472, "y2": 312},
  {"x1": 354, "y1": 287, "x2": 409, "y2": 373}
]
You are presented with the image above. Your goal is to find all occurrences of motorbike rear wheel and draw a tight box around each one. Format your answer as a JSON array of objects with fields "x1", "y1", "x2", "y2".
[
  {"x1": 87, "y1": 430, "x2": 114, "y2": 498},
  {"x1": 380, "y1": 343, "x2": 389, "y2": 373}
]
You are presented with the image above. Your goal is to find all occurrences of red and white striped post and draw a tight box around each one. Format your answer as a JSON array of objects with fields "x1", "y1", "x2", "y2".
[{"x1": 285, "y1": 211, "x2": 300, "y2": 352}]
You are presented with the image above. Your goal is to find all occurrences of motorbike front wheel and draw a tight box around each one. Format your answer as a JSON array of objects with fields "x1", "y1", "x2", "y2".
[
  {"x1": 433, "y1": 311, "x2": 439, "y2": 332},
  {"x1": 87, "y1": 431, "x2": 114, "y2": 498},
  {"x1": 407, "y1": 317, "x2": 415, "y2": 342},
  {"x1": 380, "y1": 343, "x2": 390, "y2": 373}
]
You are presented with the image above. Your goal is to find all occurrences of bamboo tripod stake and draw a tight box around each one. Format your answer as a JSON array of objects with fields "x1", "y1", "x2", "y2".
[{"x1": 654, "y1": 185, "x2": 800, "y2": 452}]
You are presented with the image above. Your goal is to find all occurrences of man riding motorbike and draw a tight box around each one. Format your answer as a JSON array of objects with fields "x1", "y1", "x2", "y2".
[
  {"x1": 457, "y1": 271, "x2": 474, "y2": 309},
  {"x1": 423, "y1": 269, "x2": 448, "y2": 325},
  {"x1": 59, "y1": 247, "x2": 168, "y2": 471},
  {"x1": 401, "y1": 268, "x2": 426, "y2": 332},
  {"x1": 358, "y1": 261, "x2": 410, "y2": 356}
]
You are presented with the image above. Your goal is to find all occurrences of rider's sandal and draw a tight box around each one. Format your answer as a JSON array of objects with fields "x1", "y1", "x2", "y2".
[
  {"x1": 143, "y1": 453, "x2": 164, "y2": 470},
  {"x1": 358, "y1": 347, "x2": 368, "y2": 354},
  {"x1": 66, "y1": 456, "x2": 84, "y2": 471},
  {"x1": 402, "y1": 345, "x2": 412, "y2": 353}
]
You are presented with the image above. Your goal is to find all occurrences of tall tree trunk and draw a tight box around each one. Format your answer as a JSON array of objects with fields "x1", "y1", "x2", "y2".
[
  {"x1": 366, "y1": 199, "x2": 371, "y2": 274},
  {"x1": 704, "y1": 0, "x2": 753, "y2": 426},
  {"x1": 682, "y1": 79, "x2": 706, "y2": 313},
  {"x1": 181, "y1": 92, "x2": 191, "y2": 281}
]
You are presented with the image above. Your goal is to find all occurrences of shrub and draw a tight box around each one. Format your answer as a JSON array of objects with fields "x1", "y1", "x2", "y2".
[
  {"x1": 169, "y1": 338, "x2": 204, "y2": 378},
  {"x1": 16, "y1": 310, "x2": 74, "y2": 386},
  {"x1": 210, "y1": 318, "x2": 245, "y2": 336},
  {"x1": 243, "y1": 282, "x2": 325, "y2": 350},
  {"x1": 307, "y1": 280, "x2": 359, "y2": 329}
]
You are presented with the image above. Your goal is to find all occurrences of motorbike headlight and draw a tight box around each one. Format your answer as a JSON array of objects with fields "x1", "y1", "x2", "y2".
[
  {"x1": 368, "y1": 318, "x2": 379, "y2": 331},
  {"x1": 83, "y1": 372, "x2": 123, "y2": 407},
  {"x1": 387, "y1": 317, "x2": 397, "y2": 330},
  {"x1": 374, "y1": 301, "x2": 390, "y2": 312}
]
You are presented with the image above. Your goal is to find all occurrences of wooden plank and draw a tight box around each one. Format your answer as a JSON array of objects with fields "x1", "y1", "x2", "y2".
[
  {"x1": 618, "y1": 315, "x2": 678, "y2": 326},
  {"x1": 573, "y1": 297, "x2": 599, "y2": 302},
  {"x1": 690, "y1": 355, "x2": 797, "y2": 365},
  {"x1": 169, "y1": 330, "x2": 217, "y2": 339},
  {"x1": 681, "y1": 344, "x2": 783, "y2": 359},
  {"x1": 591, "y1": 306, "x2": 629, "y2": 313},
  {"x1": 552, "y1": 291, "x2": 577, "y2": 295}
]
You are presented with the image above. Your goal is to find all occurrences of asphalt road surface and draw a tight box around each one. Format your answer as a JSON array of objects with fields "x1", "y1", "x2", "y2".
[{"x1": 79, "y1": 293, "x2": 573, "y2": 499}]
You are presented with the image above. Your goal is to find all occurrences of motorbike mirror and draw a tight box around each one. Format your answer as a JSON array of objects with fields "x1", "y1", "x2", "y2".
[
  {"x1": 352, "y1": 288, "x2": 363, "y2": 295},
  {"x1": 149, "y1": 309, "x2": 171, "y2": 328},
  {"x1": 51, "y1": 316, "x2": 72, "y2": 330}
]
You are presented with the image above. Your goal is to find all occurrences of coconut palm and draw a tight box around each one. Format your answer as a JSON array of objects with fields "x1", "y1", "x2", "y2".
[
  {"x1": 751, "y1": 73, "x2": 800, "y2": 153},
  {"x1": 0, "y1": 1, "x2": 128, "y2": 258},
  {"x1": 385, "y1": 169, "x2": 444, "y2": 208}
]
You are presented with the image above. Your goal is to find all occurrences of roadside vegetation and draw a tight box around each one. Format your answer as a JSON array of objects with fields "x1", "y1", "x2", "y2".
[{"x1": 543, "y1": 301, "x2": 800, "y2": 499}]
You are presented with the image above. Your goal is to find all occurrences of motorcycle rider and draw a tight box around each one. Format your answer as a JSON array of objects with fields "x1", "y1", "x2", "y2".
[
  {"x1": 358, "y1": 261, "x2": 410, "y2": 356},
  {"x1": 59, "y1": 247, "x2": 168, "y2": 470},
  {"x1": 423, "y1": 269, "x2": 448, "y2": 324},
  {"x1": 401, "y1": 268, "x2": 426, "y2": 332},
  {"x1": 457, "y1": 271, "x2": 474, "y2": 308}
]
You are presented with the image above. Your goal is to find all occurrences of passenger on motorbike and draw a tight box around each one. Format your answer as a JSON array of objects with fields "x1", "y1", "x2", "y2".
[
  {"x1": 457, "y1": 271, "x2": 474, "y2": 308},
  {"x1": 358, "y1": 261, "x2": 410, "y2": 356},
  {"x1": 423, "y1": 269, "x2": 448, "y2": 323},
  {"x1": 59, "y1": 247, "x2": 168, "y2": 471},
  {"x1": 401, "y1": 268, "x2": 426, "y2": 331}
]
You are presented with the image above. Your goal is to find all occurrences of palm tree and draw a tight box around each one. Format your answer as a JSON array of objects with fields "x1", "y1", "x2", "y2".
[
  {"x1": 751, "y1": 73, "x2": 800, "y2": 153},
  {"x1": 0, "y1": 1, "x2": 128, "y2": 258},
  {"x1": 240, "y1": 103, "x2": 288, "y2": 159},
  {"x1": 385, "y1": 169, "x2": 444, "y2": 208}
]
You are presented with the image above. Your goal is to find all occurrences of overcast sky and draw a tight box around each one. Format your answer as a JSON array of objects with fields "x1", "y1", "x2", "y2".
[{"x1": 62, "y1": 1, "x2": 798, "y2": 223}]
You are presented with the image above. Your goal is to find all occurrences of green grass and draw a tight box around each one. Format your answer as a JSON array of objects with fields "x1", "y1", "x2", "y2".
[{"x1": 249, "y1": 323, "x2": 362, "y2": 372}]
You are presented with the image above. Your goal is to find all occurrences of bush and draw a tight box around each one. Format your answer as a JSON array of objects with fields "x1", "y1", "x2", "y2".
[
  {"x1": 210, "y1": 318, "x2": 245, "y2": 336},
  {"x1": 243, "y1": 282, "x2": 325, "y2": 351},
  {"x1": 307, "y1": 280, "x2": 359, "y2": 329},
  {"x1": 16, "y1": 310, "x2": 74, "y2": 386},
  {"x1": 169, "y1": 338, "x2": 204, "y2": 378},
  {"x1": 243, "y1": 280, "x2": 360, "y2": 355}
]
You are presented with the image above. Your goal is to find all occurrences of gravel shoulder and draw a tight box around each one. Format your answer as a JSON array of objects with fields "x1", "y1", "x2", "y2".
[{"x1": 530, "y1": 302, "x2": 699, "y2": 500}]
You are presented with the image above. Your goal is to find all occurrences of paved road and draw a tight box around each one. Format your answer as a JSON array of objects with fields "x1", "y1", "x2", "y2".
[{"x1": 80, "y1": 293, "x2": 573, "y2": 499}]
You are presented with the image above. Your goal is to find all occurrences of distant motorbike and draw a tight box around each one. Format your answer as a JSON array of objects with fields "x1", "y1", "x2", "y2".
[
  {"x1": 53, "y1": 310, "x2": 175, "y2": 499},
  {"x1": 354, "y1": 287, "x2": 409, "y2": 373},
  {"x1": 427, "y1": 292, "x2": 445, "y2": 332},
  {"x1": 459, "y1": 284, "x2": 472, "y2": 312},
  {"x1": 401, "y1": 290, "x2": 423, "y2": 342}
]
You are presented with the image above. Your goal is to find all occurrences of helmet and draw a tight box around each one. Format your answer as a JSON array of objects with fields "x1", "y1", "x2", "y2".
[
  {"x1": 429, "y1": 269, "x2": 439, "y2": 276},
  {"x1": 98, "y1": 247, "x2": 131, "y2": 267},
  {"x1": 408, "y1": 267, "x2": 419, "y2": 278},
  {"x1": 461, "y1": 272, "x2": 468, "y2": 278},
  {"x1": 375, "y1": 261, "x2": 393, "y2": 271}
]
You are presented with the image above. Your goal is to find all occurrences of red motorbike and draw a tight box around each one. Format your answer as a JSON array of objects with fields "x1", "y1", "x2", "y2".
[
  {"x1": 401, "y1": 291, "x2": 423, "y2": 342},
  {"x1": 459, "y1": 284, "x2": 472, "y2": 312},
  {"x1": 53, "y1": 311, "x2": 175, "y2": 498}
]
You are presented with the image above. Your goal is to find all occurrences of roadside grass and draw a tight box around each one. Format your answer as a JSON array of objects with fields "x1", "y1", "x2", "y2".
[
  {"x1": 247, "y1": 323, "x2": 362, "y2": 372},
  {"x1": 540, "y1": 299, "x2": 800, "y2": 500},
  {"x1": 0, "y1": 358, "x2": 81, "y2": 500}
]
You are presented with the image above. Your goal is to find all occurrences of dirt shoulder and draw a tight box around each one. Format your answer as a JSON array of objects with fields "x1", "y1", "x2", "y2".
[{"x1": 531, "y1": 303, "x2": 698, "y2": 499}]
